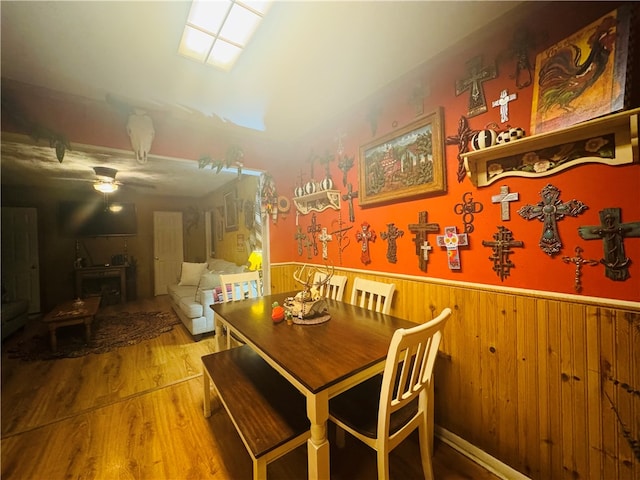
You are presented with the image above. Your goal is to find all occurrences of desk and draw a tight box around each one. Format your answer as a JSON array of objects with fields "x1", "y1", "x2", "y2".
[{"x1": 212, "y1": 292, "x2": 415, "y2": 480}]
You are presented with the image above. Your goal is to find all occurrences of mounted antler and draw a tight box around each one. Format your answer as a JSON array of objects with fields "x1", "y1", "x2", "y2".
[{"x1": 293, "y1": 264, "x2": 335, "y2": 302}]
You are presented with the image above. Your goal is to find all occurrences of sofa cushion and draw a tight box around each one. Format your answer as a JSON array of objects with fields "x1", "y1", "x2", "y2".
[
  {"x1": 179, "y1": 297, "x2": 204, "y2": 318},
  {"x1": 178, "y1": 262, "x2": 208, "y2": 286},
  {"x1": 168, "y1": 284, "x2": 197, "y2": 303}
]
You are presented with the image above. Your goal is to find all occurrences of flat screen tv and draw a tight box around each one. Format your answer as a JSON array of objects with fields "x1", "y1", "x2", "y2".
[{"x1": 58, "y1": 201, "x2": 137, "y2": 237}]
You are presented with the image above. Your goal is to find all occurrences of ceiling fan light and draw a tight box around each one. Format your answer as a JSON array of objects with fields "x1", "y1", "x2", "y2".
[{"x1": 93, "y1": 182, "x2": 118, "y2": 194}]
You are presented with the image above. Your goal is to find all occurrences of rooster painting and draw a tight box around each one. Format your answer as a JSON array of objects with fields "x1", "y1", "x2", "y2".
[{"x1": 537, "y1": 15, "x2": 618, "y2": 114}]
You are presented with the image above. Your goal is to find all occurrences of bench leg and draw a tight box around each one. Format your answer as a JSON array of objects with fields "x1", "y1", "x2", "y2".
[
  {"x1": 203, "y1": 366, "x2": 212, "y2": 418},
  {"x1": 253, "y1": 458, "x2": 267, "y2": 480}
]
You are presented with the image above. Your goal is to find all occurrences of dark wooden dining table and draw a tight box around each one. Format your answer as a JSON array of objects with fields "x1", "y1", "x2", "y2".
[{"x1": 211, "y1": 292, "x2": 416, "y2": 480}]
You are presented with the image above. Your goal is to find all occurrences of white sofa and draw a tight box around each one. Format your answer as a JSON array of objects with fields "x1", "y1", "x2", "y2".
[{"x1": 168, "y1": 258, "x2": 247, "y2": 338}]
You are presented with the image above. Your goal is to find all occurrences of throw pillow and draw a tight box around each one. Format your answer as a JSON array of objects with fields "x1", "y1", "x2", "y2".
[{"x1": 178, "y1": 262, "x2": 208, "y2": 286}]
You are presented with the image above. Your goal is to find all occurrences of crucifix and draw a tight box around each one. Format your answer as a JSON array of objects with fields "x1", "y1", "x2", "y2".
[
  {"x1": 491, "y1": 185, "x2": 519, "y2": 221},
  {"x1": 482, "y1": 226, "x2": 524, "y2": 281},
  {"x1": 578, "y1": 207, "x2": 640, "y2": 281},
  {"x1": 454, "y1": 191, "x2": 483, "y2": 233},
  {"x1": 338, "y1": 155, "x2": 354, "y2": 187},
  {"x1": 446, "y1": 115, "x2": 479, "y2": 183},
  {"x1": 380, "y1": 223, "x2": 404, "y2": 264},
  {"x1": 306, "y1": 213, "x2": 322, "y2": 257},
  {"x1": 342, "y1": 183, "x2": 359, "y2": 222},
  {"x1": 455, "y1": 55, "x2": 497, "y2": 118},
  {"x1": 330, "y1": 213, "x2": 352, "y2": 265},
  {"x1": 518, "y1": 184, "x2": 588, "y2": 256},
  {"x1": 562, "y1": 246, "x2": 599, "y2": 292},
  {"x1": 318, "y1": 227, "x2": 333, "y2": 261},
  {"x1": 294, "y1": 226, "x2": 307, "y2": 256},
  {"x1": 356, "y1": 221, "x2": 376, "y2": 265},
  {"x1": 437, "y1": 226, "x2": 469, "y2": 270},
  {"x1": 408, "y1": 211, "x2": 440, "y2": 272},
  {"x1": 491, "y1": 89, "x2": 517, "y2": 123}
]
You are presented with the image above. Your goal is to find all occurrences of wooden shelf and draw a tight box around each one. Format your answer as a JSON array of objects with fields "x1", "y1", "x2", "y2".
[
  {"x1": 293, "y1": 190, "x2": 341, "y2": 214},
  {"x1": 463, "y1": 108, "x2": 639, "y2": 187}
]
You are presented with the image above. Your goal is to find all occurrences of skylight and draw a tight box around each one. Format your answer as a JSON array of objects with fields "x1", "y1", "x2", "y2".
[{"x1": 178, "y1": 0, "x2": 272, "y2": 71}]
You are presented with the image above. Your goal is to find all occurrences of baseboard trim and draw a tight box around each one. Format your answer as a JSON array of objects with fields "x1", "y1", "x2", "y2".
[{"x1": 435, "y1": 426, "x2": 530, "y2": 480}]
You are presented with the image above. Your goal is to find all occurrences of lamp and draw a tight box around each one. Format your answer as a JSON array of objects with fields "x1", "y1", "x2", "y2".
[
  {"x1": 247, "y1": 250, "x2": 262, "y2": 271},
  {"x1": 93, "y1": 182, "x2": 118, "y2": 193}
]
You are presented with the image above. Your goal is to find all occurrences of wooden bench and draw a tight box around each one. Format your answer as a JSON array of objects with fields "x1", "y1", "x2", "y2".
[{"x1": 202, "y1": 345, "x2": 310, "y2": 479}]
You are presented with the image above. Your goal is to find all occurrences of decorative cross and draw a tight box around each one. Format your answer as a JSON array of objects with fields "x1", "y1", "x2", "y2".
[
  {"x1": 380, "y1": 223, "x2": 405, "y2": 264},
  {"x1": 303, "y1": 237, "x2": 313, "y2": 260},
  {"x1": 491, "y1": 89, "x2": 517, "y2": 123},
  {"x1": 437, "y1": 226, "x2": 469, "y2": 270},
  {"x1": 342, "y1": 183, "x2": 359, "y2": 222},
  {"x1": 518, "y1": 184, "x2": 588, "y2": 256},
  {"x1": 562, "y1": 246, "x2": 599, "y2": 292},
  {"x1": 502, "y1": 27, "x2": 536, "y2": 89},
  {"x1": 491, "y1": 185, "x2": 519, "y2": 221},
  {"x1": 338, "y1": 155, "x2": 354, "y2": 187},
  {"x1": 294, "y1": 226, "x2": 307, "y2": 256},
  {"x1": 578, "y1": 207, "x2": 640, "y2": 281},
  {"x1": 408, "y1": 211, "x2": 440, "y2": 272},
  {"x1": 356, "y1": 221, "x2": 376, "y2": 265},
  {"x1": 318, "y1": 227, "x2": 333, "y2": 261},
  {"x1": 408, "y1": 80, "x2": 426, "y2": 116},
  {"x1": 455, "y1": 55, "x2": 497, "y2": 118},
  {"x1": 330, "y1": 213, "x2": 353, "y2": 265},
  {"x1": 306, "y1": 213, "x2": 322, "y2": 257},
  {"x1": 454, "y1": 191, "x2": 483, "y2": 233},
  {"x1": 446, "y1": 116, "x2": 479, "y2": 183},
  {"x1": 482, "y1": 226, "x2": 524, "y2": 281}
]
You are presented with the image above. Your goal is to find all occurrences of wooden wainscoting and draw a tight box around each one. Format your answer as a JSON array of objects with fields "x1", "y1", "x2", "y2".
[{"x1": 270, "y1": 263, "x2": 640, "y2": 480}]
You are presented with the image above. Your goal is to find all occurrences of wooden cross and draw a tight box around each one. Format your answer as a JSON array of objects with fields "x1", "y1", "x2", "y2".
[
  {"x1": 518, "y1": 184, "x2": 587, "y2": 256},
  {"x1": 562, "y1": 246, "x2": 599, "y2": 292},
  {"x1": 380, "y1": 223, "x2": 404, "y2": 264},
  {"x1": 342, "y1": 183, "x2": 359, "y2": 222},
  {"x1": 578, "y1": 207, "x2": 640, "y2": 281},
  {"x1": 408, "y1": 211, "x2": 440, "y2": 271},
  {"x1": 491, "y1": 185, "x2": 519, "y2": 221},
  {"x1": 454, "y1": 191, "x2": 483, "y2": 233},
  {"x1": 294, "y1": 226, "x2": 307, "y2": 256},
  {"x1": 318, "y1": 227, "x2": 333, "y2": 261},
  {"x1": 355, "y1": 221, "x2": 376, "y2": 265},
  {"x1": 482, "y1": 226, "x2": 524, "y2": 281},
  {"x1": 455, "y1": 55, "x2": 497, "y2": 118},
  {"x1": 446, "y1": 115, "x2": 479, "y2": 183},
  {"x1": 306, "y1": 213, "x2": 322, "y2": 257},
  {"x1": 491, "y1": 89, "x2": 517, "y2": 123},
  {"x1": 437, "y1": 225, "x2": 469, "y2": 270}
]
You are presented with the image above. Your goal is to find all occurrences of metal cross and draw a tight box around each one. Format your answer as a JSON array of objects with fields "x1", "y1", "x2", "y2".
[
  {"x1": 491, "y1": 89, "x2": 517, "y2": 123},
  {"x1": 306, "y1": 213, "x2": 322, "y2": 257},
  {"x1": 518, "y1": 184, "x2": 587, "y2": 256},
  {"x1": 482, "y1": 226, "x2": 524, "y2": 281},
  {"x1": 437, "y1": 226, "x2": 469, "y2": 270},
  {"x1": 454, "y1": 191, "x2": 483, "y2": 233},
  {"x1": 455, "y1": 55, "x2": 497, "y2": 118},
  {"x1": 342, "y1": 183, "x2": 359, "y2": 222},
  {"x1": 380, "y1": 223, "x2": 404, "y2": 264},
  {"x1": 578, "y1": 207, "x2": 640, "y2": 281},
  {"x1": 446, "y1": 115, "x2": 479, "y2": 183},
  {"x1": 408, "y1": 211, "x2": 440, "y2": 272},
  {"x1": 491, "y1": 185, "x2": 519, "y2": 221},
  {"x1": 330, "y1": 213, "x2": 352, "y2": 265},
  {"x1": 294, "y1": 226, "x2": 307, "y2": 256},
  {"x1": 355, "y1": 221, "x2": 376, "y2": 265},
  {"x1": 303, "y1": 237, "x2": 313, "y2": 260},
  {"x1": 562, "y1": 246, "x2": 599, "y2": 292},
  {"x1": 338, "y1": 155, "x2": 354, "y2": 187},
  {"x1": 318, "y1": 227, "x2": 333, "y2": 261}
]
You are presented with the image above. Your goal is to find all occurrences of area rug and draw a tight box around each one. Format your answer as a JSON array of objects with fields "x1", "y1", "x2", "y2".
[{"x1": 7, "y1": 311, "x2": 181, "y2": 361}]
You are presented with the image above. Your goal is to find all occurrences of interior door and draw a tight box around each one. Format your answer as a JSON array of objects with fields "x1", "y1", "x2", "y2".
[
  {"x1": 153, "y1": 211, "x2": 183, "y2": 296},
  {"x1": 1, "y1": 207, "x2": 41, "y2": 313}
]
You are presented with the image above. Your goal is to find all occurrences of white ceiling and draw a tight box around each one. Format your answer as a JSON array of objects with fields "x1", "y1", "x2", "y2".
[{"x1": 1, "y1": 1, "x2": 518, "y2": 197}]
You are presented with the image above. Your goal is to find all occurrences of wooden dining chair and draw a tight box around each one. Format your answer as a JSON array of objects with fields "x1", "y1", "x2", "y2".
[
  {"x1": 313, "y1": 272, "x2": 348, "y2": 301},
  {"x1": 329, "y1": 307, "x2": 452, "y2": 480},
  {"x1": 350, "y1": 277, "x2": 396, "y2": 314},
  {"x1": 216, "y1": 271, "x2": 263, "y2": 349}
]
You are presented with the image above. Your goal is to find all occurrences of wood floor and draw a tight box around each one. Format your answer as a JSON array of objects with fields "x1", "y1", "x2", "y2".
[{"x1": 1, "y1": 296, "x2": 500, "y2": 480}]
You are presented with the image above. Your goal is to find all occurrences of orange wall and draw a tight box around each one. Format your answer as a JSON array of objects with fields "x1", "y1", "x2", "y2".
[{"x1": 268, "y1": 1, "x2": 640, "y2": 303}]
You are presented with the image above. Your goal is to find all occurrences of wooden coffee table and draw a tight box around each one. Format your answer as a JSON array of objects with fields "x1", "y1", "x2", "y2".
[{"x1": 42, "y1": 297, "x2": 101, "y2": 352}]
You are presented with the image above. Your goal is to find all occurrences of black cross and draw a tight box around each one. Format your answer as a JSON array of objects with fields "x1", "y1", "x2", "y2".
[
  {"x1": 408, "y1": 211, "x2": 440, "y2": 272},
  {"x1": 562, "y1": 246, "x2": 598, "y2": 292},
  {"x1": 342, "y1": 183, "x2": 359, "y2": 222},
  {"x1": 455, "y1": 55, "x2": 497, "y2": 117},
  {"x1": 482, "y1": 226, "x2": 524, "y2": 281},
  {"x1": 446, "y1": 116, "x2": 479, "y2": 183},
  {"x1": 306, "y1": 213, "x2": 322, "y2": 257}
]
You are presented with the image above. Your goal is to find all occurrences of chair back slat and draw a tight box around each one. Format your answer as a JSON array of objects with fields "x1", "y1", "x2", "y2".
[
  {"x1": 350, "y1": 277, "x2": 395, "y2": 314},
  {"x1": 219, "y1": 271, "x2": 262, "y2": 302},
  {"x1": 313, "y1": 272, "x2": 348, "y2": 301}
]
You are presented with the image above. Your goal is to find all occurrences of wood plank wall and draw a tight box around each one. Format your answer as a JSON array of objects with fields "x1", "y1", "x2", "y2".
[{"x1": 269, "y1": 263, "x2": 640, "y2": 480}]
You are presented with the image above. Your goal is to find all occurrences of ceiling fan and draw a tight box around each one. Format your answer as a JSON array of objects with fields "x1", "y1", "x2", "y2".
[{"x1": 85, "y1": 166, "x2": 156, "y2": 193}]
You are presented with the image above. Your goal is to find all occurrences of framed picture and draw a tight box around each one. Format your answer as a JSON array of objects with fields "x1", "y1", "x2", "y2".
[
  {"x1": 358, "y1": 108, "x2": 445, "y2": 206},
  {"x1": 224, "y1": 189, "x2": 238, "y2": 231},
  {"x1": 530, "y1": 5, "x2": 630, "y2": 135}
]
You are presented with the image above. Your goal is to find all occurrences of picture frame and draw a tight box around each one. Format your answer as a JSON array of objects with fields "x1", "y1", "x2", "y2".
[
  {"x1": 530, "y1": 5, "x2": 630, "y2": 135},
  {"x1": 358, "y1": 107, "x2": 445, "y2": 206},
  {"x1": 224, "y1": 189, "x2": 238, "y2": 232}
]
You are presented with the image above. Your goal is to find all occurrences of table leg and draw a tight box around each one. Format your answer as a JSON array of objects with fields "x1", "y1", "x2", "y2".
[
  {"x1": 49, "y1": 326, "x2": 58, "y2": 353},
  {"x1": 306, "y1": 390, "x2": 330, "y2": 480},
  {"x1": 203, "y1": 366, "x2": 212, "y2": 417},
  {"x1": 84, "y1": 317, "x2": 92, "y2": 343}
]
